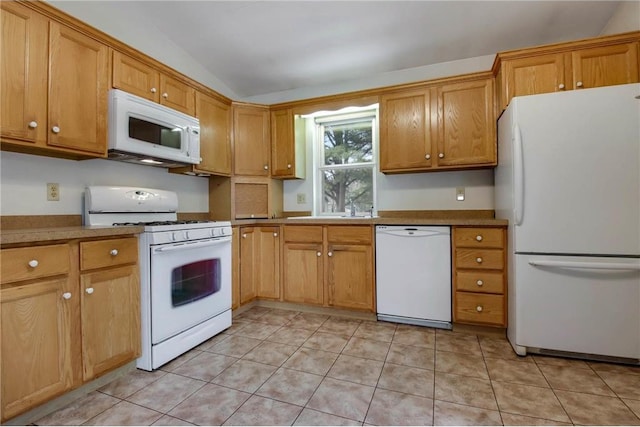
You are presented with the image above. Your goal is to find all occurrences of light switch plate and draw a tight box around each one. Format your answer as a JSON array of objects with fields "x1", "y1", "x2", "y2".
[
  {"x1": 296, "y1": 193, "x2": 306, "y2": 204},
  {"x1": 456, "y1": 187, "x2": 465, "y2": 201}
]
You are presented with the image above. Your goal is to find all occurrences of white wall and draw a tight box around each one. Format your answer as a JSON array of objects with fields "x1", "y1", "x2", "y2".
[
  {"x1": 0, "y1": 151, "x2": 208, "y2": 216},
  {"x1": 600, "y1": 1, "x2": 640, "y2": 35}
]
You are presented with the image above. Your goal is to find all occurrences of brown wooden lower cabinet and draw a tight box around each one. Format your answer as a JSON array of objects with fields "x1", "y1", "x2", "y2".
[
  {"x1": 452, "y1": 226, "x2": 507, "y2": 327},
  {"x1": 239, "y1": 226, "x2": 280, "y2": 304},
  {"x1": 0, "y1": 237, "x2": 140, "y2": 422},
  {"x1": 281, "y1": 225, "x2": 375, "y2": 312}
]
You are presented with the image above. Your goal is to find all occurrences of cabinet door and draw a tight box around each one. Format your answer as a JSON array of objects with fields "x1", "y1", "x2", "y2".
[
  {"x1": 160, "y1": 74, "x2": 195, "y2": 116},
  {"x1": 435, "y1": 78, "x2": 496, "y2": 168},
  {"x1": 327, "y1": 244, "x2": 373, "y2": 311},
  {"x1": 234, "y1": 105, "x2": 271, "y2": 176},
  {"x1": 239, "y1": 227, "x2": 257, "y2": 304},
  {"x1": 379, "y1": 88, "x2": 433, "y2": 172},
  {"x1": 112, "y1": 51, "x2": 160, "y2": 102},
  {"x1": 271, "y1": 108, "x2": 296, "y2": 178},
  {"x1": 256, "y1": 227, "x2": 281, "y2": 299},
  {"x1": 283, "y1": 243, "x2": 323, "y2": 305},
  {"x1": 502, "y1": 52, "x2": 570, "y2": 109},
  {"x1": 1, "y1": 278, "x2": 73, "y2": 421},
  {"x1": 196, "y1": 92, "x2": 232, "y2": 175},
  {"x1": 572, "y1": 42, "x2": 639, "y2": 90},
  {"x1": 81, "y1": 265, "x2": 140, "y2": 381},
  {"x1": 48, "y1": 22, "x2": 109, "y2": 155},
  {"x1": 0, "y1": 2, "x2": 48, "y2": 145}
]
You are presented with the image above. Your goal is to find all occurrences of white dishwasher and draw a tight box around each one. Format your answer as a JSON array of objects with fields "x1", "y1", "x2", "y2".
[{"x1": 375, "y1": 225, "x2": 451, "y2": 329}]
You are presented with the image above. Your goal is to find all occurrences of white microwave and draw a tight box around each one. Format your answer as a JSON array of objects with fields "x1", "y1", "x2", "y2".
[{"x1": 108, "y1": 89, "x2": 201, "y2": 168}]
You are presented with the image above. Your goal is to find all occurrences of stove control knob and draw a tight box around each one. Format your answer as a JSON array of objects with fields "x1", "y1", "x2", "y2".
[
  {"x1": 185, "y1": 231, "x2": 190, "y2": 240},
  {"x1": 210, "y1": 229, "x2": 216, "y2": 237},
  {"x1": 172, "y1": 232, "x2": 178, "y2": 241}
]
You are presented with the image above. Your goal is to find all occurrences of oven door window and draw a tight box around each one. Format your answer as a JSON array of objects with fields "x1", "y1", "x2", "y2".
[
  {"x1": 129, "y1": 116, "x2": 182, "y2": 149},
  {"x1": 171, "y1": 259, "x2": 221, "y2": 307}
]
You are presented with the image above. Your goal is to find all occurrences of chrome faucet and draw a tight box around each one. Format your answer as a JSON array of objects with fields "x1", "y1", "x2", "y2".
[{"x1": 350, "y1": 199, "x2": 356, "y2": 217}]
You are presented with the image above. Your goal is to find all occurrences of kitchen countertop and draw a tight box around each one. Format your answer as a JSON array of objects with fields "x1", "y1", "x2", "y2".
[
  {"x1": 0, "y1": 225, "x2": 145, "y2": 246},
  {"x1": 232, "y1": 217, "x2": 509, "y2": 227}
]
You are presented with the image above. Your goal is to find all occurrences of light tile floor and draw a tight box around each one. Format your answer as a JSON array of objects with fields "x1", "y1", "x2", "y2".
[{"x1": 35, "y1": 306, "x2": 640, "y2": 426}]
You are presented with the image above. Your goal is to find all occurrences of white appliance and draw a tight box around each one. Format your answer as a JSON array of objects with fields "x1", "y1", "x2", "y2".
[
  {"x1": 375, "y1": 226, "x2": 452, "y2": 329},
  {"x1": 84, "y1": 186, "x2": 232, "y2": 371},
  {"x1": 108, "y1": 89, "x2": 201, "y2": 168},
  {"x1": 495, "y1": 83, "x2": 640, "y2": 362}
]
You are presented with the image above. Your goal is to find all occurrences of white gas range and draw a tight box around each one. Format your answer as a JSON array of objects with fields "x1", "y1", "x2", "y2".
[{"x1": 84, "y1": 186, "x2": 232, "y2": 370}]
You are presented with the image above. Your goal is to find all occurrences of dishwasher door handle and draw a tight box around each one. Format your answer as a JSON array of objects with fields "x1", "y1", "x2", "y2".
[{"x1": 376, "y1": 229, "x2": 449, "y2": 238}]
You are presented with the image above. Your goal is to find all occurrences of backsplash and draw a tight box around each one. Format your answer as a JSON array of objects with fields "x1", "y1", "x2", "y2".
[{"x1": 0, "y1": 151, "x2": 209, "y2": 216}]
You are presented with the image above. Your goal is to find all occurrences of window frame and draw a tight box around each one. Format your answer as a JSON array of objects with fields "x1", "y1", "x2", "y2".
[{"x1": 312, "y1": 107, "x2": 379, "y2": 217}]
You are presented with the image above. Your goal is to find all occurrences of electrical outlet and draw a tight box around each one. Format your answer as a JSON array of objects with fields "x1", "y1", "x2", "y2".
[
  {"x1": 456, "y1": 187, "x2": 465, "y2": 201},
  {"x1": 296, "y1": 193, "x2": 306, "y2": 204},
  {"x1": 47, "y1": 183, "x2": 60, "y2": 201}
]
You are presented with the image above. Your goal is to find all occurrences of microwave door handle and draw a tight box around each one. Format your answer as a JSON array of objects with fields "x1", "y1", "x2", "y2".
[{"x1": 154, "y1": 238, "x2": 231, "y2": 253}]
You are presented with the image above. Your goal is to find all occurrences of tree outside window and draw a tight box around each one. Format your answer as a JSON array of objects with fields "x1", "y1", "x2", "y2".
[{"x1": 316, "y1": 109, "x2": 377, "y2": 216}]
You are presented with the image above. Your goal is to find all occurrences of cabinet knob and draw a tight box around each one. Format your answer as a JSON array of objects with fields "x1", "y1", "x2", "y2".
[
  {"x1": 62, "y1": 292, "x2": 72, "y2": 300},
  {"x1": 51, "y1": 126, "x2": 60, "y2": 134},
  {"x1": 328, "y1": 251, "x2": 333, "y2": 257},
  {"x1": 162, "y1": 92, "x2": 169, "y2": 99},
  {"x1": 28, "y1": 259, "x2": 39, "y2": 268},
  {"x1": 576, "y1": 81, "x2": 583, "y2": 88},
  {"x1": 110, "y1": 249, "x2": 118, "y2": 256},
  {"x1": 287, "y1": 164, "x2": 292, "y2": 169},
  {"x1": 85, "y1": 287, "x2": 94, "y2": 295},
  {"x1": 263, "y1": 165, "x2": 269, "y2": 170},
  {"x1": 438, "y1": 153, "x2": 444, "y2": 159},
  {"x1": 28, "y1": 121, "x2": 38, "y2": 129},
  {"x1": 476, "y1": 257, "x2": 483, "y2": 264},
  {"x1": 242, "y1": 233, "x2": 247, "y2": 238},
  {"x1": 316, "y1": 251, "x2": 321, "y2": 257},
  {"x1": 425, "y1": 154, "x2": 431, "y2": 160},
  {"x1": 558, "y1": 84, "x2": 565, "y2": 90},
  {"x1": 273, "y1": 232, "x2": 278, "y2": 237},
  {"x1": 151, "y1": 87, "x2": 157, "y2": 93},
  {"x1": 476, "y1": 280, "x2": 484, "y2": 287},
  {"x1": 476, "y1": 305, "x2": 483, "y2": 312},
  {"x1": 476, "y1": 235, "x2": 483, "y2": 241}
]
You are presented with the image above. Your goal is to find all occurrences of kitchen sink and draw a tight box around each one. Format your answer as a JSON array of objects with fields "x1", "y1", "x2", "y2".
[{"x1": 287, "y1": 215, "x2": 378, "y2": 219}]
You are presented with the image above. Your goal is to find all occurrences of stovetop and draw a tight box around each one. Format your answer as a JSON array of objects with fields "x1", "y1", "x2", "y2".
[{"x1": 113, "y1": 220, "x2": 214, "y2": 227}]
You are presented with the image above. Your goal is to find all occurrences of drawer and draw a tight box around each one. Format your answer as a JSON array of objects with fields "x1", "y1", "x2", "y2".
[
  {"x1": 327, "y1": 226, "x2": 372, "y2": 244},
  {"x1": 456, "y1": 271, "x2": 504, "y2": 294},
  {"x1": 455, "y1": 292, "x2": 505, "y2": 326},
  {"x1": 456, "y1": 248, "x2": 504, "y2": 270},
  {"x1": 454, "y1": 227, "x2": 504, "y2": 249},
  {"x1": 1, "y1": 244, "x2": 69, "y2": 284},
  {"x1": 81, "y1": 237, "x2": 138, "y2": 271},
  {"x1": 284, "y1": 226, "x2": 323, "y2": 243}
]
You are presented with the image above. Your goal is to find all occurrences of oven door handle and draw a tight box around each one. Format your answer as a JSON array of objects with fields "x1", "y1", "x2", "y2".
[{"x1": 153, "y1": 237, "x2": 231, "y2": 253}]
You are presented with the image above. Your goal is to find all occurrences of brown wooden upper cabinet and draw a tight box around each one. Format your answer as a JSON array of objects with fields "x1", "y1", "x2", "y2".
[
  {"x1": 195, "y1": 92, "x2": 232, "y2": 176},
  {"x1": 379, "y1": 87, "x2": 433, "y2": 172},
  {"x1": 1, "y1": 2, "x2": 109, "y2": 157},
  {"x1": 379, "y1": 74, "x2": 495, "y2": 173},
  {"x1": 112, "y1": 51, "x2": 195, "y2": 116},
  {"x1": 495, "y1": 33, "x2": 640, "y2": 111},
  {"x1": 434, "y1": 78, "x2": 496, "y2": 168},
  {"x1": 270, "y1": 108, "x2": 305, "y2": 179},
  {"x1": 233, "y1": 103, "x2": 271, "y2": 176}
]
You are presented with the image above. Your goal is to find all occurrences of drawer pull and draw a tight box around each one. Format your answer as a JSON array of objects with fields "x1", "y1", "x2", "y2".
[
  {"x1": 150, "y1": 87, "x2": 157, "y2": 93},
  {"x1": 51, "y1": 126, "x2": 60, "y2": 134},
  {"x1": 287, "y1": 164, "x2": 292, "y2": 169},
  {"x1": 328, "y1": 251, "x2": 333, "y2": 257},
  {"x1": 28, "y1": 121, "x2": 38, "y2": 129},
  {"x1": 425, "y1": 154, "x2": 431, "y2": 160},
  {"x1": 162, "y1": 92, "x2": 169, "y2": 99},
  {"x1": 476, "y1": 305, "x2": 483, "y2": 312},
  {"x1": 28, "y1": 259, "x2": 39, "y2": 268},
  {"x1": 476, "y1": 235, "x2": 483, "y2": 242},
  {"x1": 62, "y1": 292, "x2": 72, "y2": 300},
  {"x1": 110, "y1": 249, "x2": 119, "y2": 256},
  {"x1": 476, "y1": 257, "x2": 483, "y2": 264},
  {"x1": 317, "y1": 251, "x2": 321, "y2": 257},
  {"x1": 273, "y1": 232, "x2": 278, "y2": 237},
  {"x1": 85, "y1": 287, "x2": 94, "y2": 295},
  {"x1": 476, "y1": 280, "x2": 484, "y2": 287},
  {"x1": 242, "y1": 233, "x2": 247, "y2": 239}
]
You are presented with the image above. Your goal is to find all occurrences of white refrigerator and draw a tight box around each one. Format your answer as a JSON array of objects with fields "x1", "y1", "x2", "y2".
[{"x1": 494, "y1": 83, "x2": 640, "y2": 361}]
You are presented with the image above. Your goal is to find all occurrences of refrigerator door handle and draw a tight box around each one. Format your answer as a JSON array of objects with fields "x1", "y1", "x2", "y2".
[
  {"x1": 514, "y1": 123, "x2": 524, "y2": 226},
  {"x1": 529, "y1": 260, "x2": 640, "y2": 271}
]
